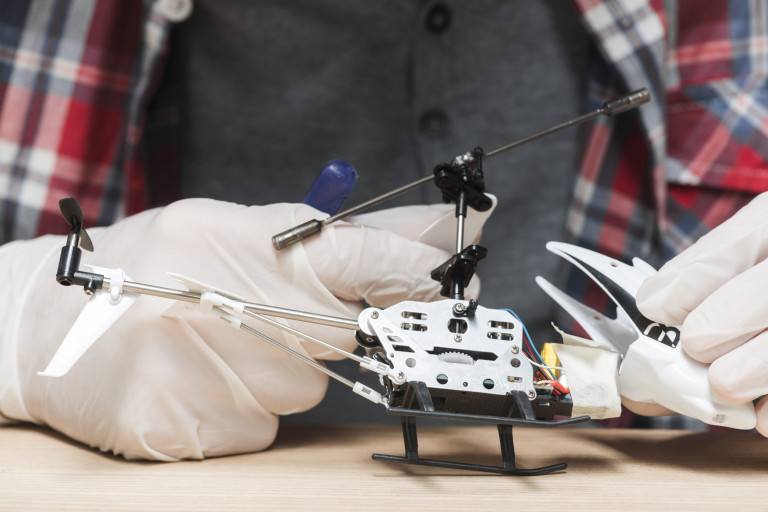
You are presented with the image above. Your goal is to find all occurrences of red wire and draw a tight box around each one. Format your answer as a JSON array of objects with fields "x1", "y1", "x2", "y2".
[{"x1": 522, "y1": 333, "x2": 555, "y2": 383}]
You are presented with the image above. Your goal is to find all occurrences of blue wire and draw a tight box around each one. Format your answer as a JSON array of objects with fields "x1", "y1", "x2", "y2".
[
  {"x1": 500, "y1": 308, "x2": 545, "y2": 363},
  {"x1": 501, "y1": 308, "x2": 558, "y2": 387}
]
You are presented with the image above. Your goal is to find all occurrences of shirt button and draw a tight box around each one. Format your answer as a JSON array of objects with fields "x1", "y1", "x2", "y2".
[
  {"x1": 155, "y1": 0, "x2": 193, "y2": 22},
  {"x1": 425, "y1": 3, "x2": 452, "y2": 33},
  {"x1": 419, "y1": 109, "x2": 451, "y2": 138}
]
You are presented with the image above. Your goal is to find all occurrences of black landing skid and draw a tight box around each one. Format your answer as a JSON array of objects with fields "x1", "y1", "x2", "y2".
[{"x1": 372, "y1": 389, "x2": 589, "y2": 476}]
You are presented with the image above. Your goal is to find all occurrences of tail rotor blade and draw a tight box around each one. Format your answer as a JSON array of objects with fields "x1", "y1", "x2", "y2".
[
  {"x1": 58, "y1": 197, "x2": 94, "y2": 251},
  {"x1": 59, "y1": 197, "x2": 83, "y2": 231},
  {"x1": 79, "y1": 228, "x2": 94, "y2": 252}
]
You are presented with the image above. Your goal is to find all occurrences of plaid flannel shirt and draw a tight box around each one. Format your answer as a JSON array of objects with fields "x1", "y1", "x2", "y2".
[
  {"x1": 566, "y1": 0, "x2": 768, "y2": 307},
  {"x1": 0, "y1": 0, "x2": 180, "y2": 244},
  {"x1": 570, "y1": 0, "x2": 768, "y2": 428},
  {"x1": 1, "y1": 1, "x2": 765, "y2": 255}
]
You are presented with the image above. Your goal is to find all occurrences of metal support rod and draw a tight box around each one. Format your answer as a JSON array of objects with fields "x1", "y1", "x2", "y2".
[
  {"x1": 271, "y1": 89, "x2": 650, "y2": 250},
  {"x1": 485, "y1": 89, "x2": 649, "y2": 158},
  {"x1": 323, "y1": 174, "x2": 434, "y2": 225},
  {"x1": 455, "y1": 189, "x2": 467, "y2": 255},
  {"x1": 102, "y1": 277, "x2": 359, "y2": 330},
  {"x1": 272, "y1": 174, "x2": 433, "y2": 250},
  {"x1": 235, "y1": 313, "x2": 386, "y2": 407},
  {"x1": 449, "y1": 189, "x2": 469, "y2": 301},
  {"x1": 236, "y1": 317, "x2": 356, "y2": 389},
  {"x1": 112, "y1": 279, "x2": 201, "y2": 303},
  {"x1": 455, "y1": 214, "x2": 465, "y2": 255},
  {"x1": 484, "y1": 110, "x2": 601, "y2": 159},
  {"x1": 241, "y1": 309, "x2": 366, "y2": 364},
  {"x1": 450, "y1": 273, "x2": 464, "y2": 301},
  {"x1": 241, "y1": 301, "x2": 359, "y2": 330}
]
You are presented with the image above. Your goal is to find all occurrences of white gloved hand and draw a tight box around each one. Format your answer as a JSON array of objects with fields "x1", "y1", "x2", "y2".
[
  {"x1": 0, "y1": 199, "x2": 481, "y2": 460},
  {"x1": 636, "y1": 192, "x2": 768, "y2": 434}
]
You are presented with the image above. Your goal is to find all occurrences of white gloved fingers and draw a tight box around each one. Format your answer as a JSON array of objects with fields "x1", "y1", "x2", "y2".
[
  {"x1": 9, "y1": 200, "x2": 358, "y2": 459},
  {"x1": 631, "y1": 193, "x2": 768, "y2": 430},
  {"x1": 19, "y1": 293, "x2": 279, "y2": 460},
  {"x1": 115, "y1": 200, "x2": 360, "y2": 399},
  {"x1": 348, "y1": 198, "x2": 493, "y2": 302},
  {"x1": 679, "y1": 258, "x2": 768, "y2": 363},
  {"x1": 292, "y1": 296, "x2": 363, "y2": 360},
  {"x1": 303, "y1": 221, "x2": 451, "y2": 307},
  {"x1": 121, "y1": 200, "x2": 361, "y2": 341},
  {"x1": 147, "y1": 199, "x2": 469, "y2": 309},
  {"x1": 348, "y1": 203, "x2": 454, "y2": 241},
  {"x1": 175, "y1": 313, "x2": 330, "y2": 416},
  {"x1": 706, "y1": 329, "x2": 768, "y2": 404},
  {"x1": 0, "y1": 234, "x2": 65, "y2": 423},
  {"x1": 418, "y1": 194, "x2": 496, "y2": 250},
  {"x1": 348, "y1": 194, "x2": 497, "y2": 253},
  {"x1": 104, "y1": 200, "x2": 367, "y2": 361},
  {"x1": 11, "y1": 197, "x2": 477, "y2": 461},
  {"x1": 637, "y1": 192, "x2": 768, "y2": 326},
  {"x1": 755, "y1": 397, "x2": 768, "y2": 437}
]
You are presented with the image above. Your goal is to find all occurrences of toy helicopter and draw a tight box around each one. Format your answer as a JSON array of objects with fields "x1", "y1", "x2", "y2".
[{"x1": 43, "y1": 88, "x2": 756, "y2": 476}]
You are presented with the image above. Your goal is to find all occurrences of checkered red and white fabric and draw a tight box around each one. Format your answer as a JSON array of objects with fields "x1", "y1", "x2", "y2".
[
  {"x1": 568, "y1": 0, "x2": 768, "y2": 429},
  {"x1": 571, "y1": 0, "x2": 768, "y2": 267},
  {"x1": 2, "y1": 1, "x2": 767, "y2": 260},
  {"x1": 0, "y1": 0, "x2": 178, "y2": 244}
]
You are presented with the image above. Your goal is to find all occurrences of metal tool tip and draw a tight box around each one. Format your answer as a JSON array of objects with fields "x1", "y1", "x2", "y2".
[
  {"x1": 603, "y1": 88, "x2": 651, "y2": 115},
  {"x1": 272, "y1": 219, "x2": 324, "y2": 250}
]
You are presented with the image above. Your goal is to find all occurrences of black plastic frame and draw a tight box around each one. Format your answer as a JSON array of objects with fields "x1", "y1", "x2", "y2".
[{"x1": 372, "y1": 407, "x2": 590, "y2": 476}]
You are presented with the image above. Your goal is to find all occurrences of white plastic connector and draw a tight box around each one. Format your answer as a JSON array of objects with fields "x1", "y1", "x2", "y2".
[
  {"x1": 352, "y1": 382, "x2": 384, "y2": 405},
  {"x1": 108, "y1": 268, "x2": 126, "y2": 304},
  {"x1": 217, "y1": 310, "x2": 243, "y2": 330},
  {"x1": 358, "y1": 357, "x2": 406, "y2": 385},
  {"x1": 360, "y1": 357, "x2": 389, "y2": 374},
  {"x1": 200, "y1": 290, "x2": 246, "y2": 315}
]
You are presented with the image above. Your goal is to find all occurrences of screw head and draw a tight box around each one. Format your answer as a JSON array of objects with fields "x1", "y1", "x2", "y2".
[
  {"x1": 527, "y1": 389, "x2": 536, "y2": 399},
  {"x1": 454, "y1": 303, "x2": 465, "y2": 313},
  {"x1": 511, "y1": 346, "x2": 519, "y2": 354},
  {"x1": 454, "y1": 334, "x2": 462, "y2": 342},
  {"x1": 396, "y1": 372, "x2": 405, "y2": 380},
  {"x1": 370, "y1": 311, "x2": 379, "y2": 319}
]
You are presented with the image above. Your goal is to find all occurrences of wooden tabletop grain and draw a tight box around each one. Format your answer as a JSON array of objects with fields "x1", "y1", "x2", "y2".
[{"x1": 1, "y1": 423, "x2": 766, "y2": 511}]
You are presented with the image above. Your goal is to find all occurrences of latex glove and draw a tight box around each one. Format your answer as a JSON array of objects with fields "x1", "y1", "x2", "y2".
[
  {"x1": 0, "y1": 199, "x2": 479, "y2": 460},
  {"x1": 636, "y1": 192, "x2": 768, "y2": 434},
  {"x1": 348, "y1": 194, "x2": 495, "y2": 252}
]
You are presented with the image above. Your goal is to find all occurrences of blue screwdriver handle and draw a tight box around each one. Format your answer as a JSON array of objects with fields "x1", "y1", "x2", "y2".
[{"x1": 302, "y1": 159, "x2": 358, "y2": 215}]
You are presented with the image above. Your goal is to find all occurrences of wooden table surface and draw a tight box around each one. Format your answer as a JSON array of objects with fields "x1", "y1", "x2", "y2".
[{"x1": 1, "y1": 423, "x2": 766, "y2": 511}]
